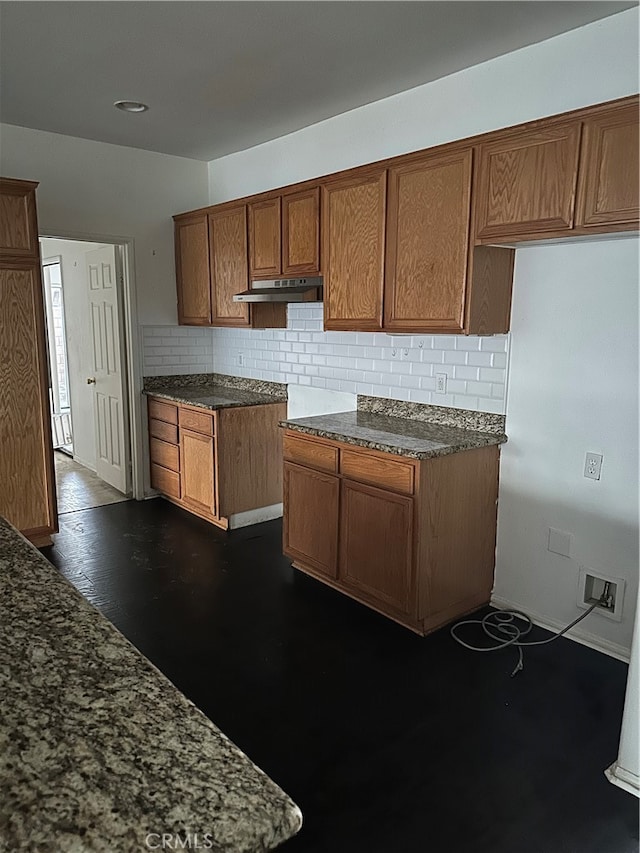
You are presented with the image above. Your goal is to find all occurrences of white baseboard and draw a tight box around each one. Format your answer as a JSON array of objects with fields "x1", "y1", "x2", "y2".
[
  {"x1": 228, "y1": 503, "x2": 283, "y2": 530},
  {"x1": 605, "y1": 761, "x2": 640, "y2": 798},
  {"x1": 490, "y1": 594, "x2": 631, "y2": 663}
]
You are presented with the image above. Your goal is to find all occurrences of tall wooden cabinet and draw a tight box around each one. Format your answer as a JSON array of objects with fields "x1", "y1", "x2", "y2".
[{"x1": 0, "y1": 178, "x2": 57, "y2": 545}]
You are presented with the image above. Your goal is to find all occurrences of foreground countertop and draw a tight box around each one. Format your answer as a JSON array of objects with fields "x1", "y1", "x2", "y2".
[
  {"x1": 0, "y1": 517, "x2": 302, "y2": 851},
  {"x1": 282, "y1": 409, "x2": 507, "y2": 460}
]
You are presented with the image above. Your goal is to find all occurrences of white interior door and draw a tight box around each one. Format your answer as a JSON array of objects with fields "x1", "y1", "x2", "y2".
[{"x1": 87, "y1": 246, "x2": 129, "y2": 493}]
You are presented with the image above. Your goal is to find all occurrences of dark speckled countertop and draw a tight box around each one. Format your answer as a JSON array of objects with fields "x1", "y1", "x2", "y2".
[
  {"x1": 0, "y1": 516, "x2": 302, "y2": 851},
  {"x1": 143, "y1": 373, "x2": 287, "y2": 412},
  {"x1": 282, "y1": 410, "x2": 506, "y2": 460}
]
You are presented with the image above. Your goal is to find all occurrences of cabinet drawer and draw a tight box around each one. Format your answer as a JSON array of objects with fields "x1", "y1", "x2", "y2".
[
  {"x1": 340, "y1": 449, "x2": 415, "y2": 495},
  {"x1": 150, "y1": 463, "x2": 180, "y2": 499},
  {"x1": 149, "y1": 418, "x2": 178, "y2": 445},
  {"x1": 148, "y1": 398, "x2": 178, "y2": 425},
  {"x1": 283, "y1": 432, "x2": 338, "y2": 473},
  {"x1": 179, "y1": 407, "x2": 214, "y2": 435},
  {"x1": 150, "y1": 438, "x2": 180, "y2": 473}
]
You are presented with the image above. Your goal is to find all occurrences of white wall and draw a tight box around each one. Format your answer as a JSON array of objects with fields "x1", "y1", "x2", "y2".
[
  {"x1": 208, "y1": 9, "x2": 638, "y2": 201},
  {"x1": 1, "y1": 125, "x2": 208, "y2": 325},
  {"x1": 40, "y1": 238, "x2": 105, "y2": 471},
  {"x1": 493, "y1": 238, "x2": 639, "y2": 656}
]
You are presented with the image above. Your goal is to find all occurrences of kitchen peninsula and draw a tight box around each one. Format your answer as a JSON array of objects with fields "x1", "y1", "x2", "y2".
[{"x1": 0, "y1": 516, "x2": 302, "y2": 851}]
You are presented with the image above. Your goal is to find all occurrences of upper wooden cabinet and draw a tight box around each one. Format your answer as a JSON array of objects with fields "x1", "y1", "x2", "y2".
[
  {"x1": 474, "y1": 120, "x2": 582, "y2": 241},
  {"x1": 322, "y1": 170, "x2": 386, "y2": 331},
  {"x1": 0, "y1": 178, "x2": 39, "y2": 260},
  {"x1": 175, "y1": 213, "x2": 211, "y2": 325},
  {"x1": 384, "y1": 148, "x2": 473, "y2": 333},
  {"x1": 248, "y1": 198, "x2": 281, "y2": 278},
  {"x1": 576, "y1": 102, "x2": 640, "y2": 229},
  {"x1": 209, "y1": 205, "x2": 251, "y2": 327},
  {"x1": 174, "y1": 206, "x2": 286, "y2": 328},
  {"x1": 249, "y1": 187, "x2": 320, "y2": 279}
]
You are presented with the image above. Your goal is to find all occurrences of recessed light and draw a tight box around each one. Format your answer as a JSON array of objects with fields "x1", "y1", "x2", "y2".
[{"x1": 114, "y1": 100, "x2": 149, "y2": 113}]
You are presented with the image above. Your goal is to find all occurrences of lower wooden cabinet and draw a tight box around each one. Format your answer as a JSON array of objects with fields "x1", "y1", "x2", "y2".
[
  {"x1": 283, "y1": 462, "x2": 339, "y2": 578},
  {"x1": 148, "y1": 396, "x2": 286, "y2": 529},
  {"x1": 180, "y1": 428, "x2": 216, "y2": 517},
  {"x1": 283, "y1": 429, "x2": 500, "y2": 635}
]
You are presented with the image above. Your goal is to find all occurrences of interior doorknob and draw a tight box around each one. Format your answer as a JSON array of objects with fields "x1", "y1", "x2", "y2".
[{"x1": 87, "y1": 377, "x2": 96, "y2": 385}]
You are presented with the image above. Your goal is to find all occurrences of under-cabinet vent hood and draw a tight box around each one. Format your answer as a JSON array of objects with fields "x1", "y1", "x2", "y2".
[{"x1": 233, "y1": 277, "x2": 322, "y2": 303}]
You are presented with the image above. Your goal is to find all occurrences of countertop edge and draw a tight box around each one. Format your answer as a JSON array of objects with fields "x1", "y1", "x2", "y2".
[{"x1": 280, "y1": 420, "x2": 507, "y2": 460}]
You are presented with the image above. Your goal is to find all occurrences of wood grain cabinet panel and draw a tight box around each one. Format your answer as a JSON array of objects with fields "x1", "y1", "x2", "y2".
[
  {"x1": 474, "y1": 121, "x2": 582, "y2": 241},
  {"x1": 148, "y1": 398, "x2": 178, "y2": 425},
  {"x1": 149, "y1": 418, "x2": 178, "y2": 445},
  {"x1": 339, "y1": 479, "x2": 414, "y2": 615},
  {"x1": 384, "y1": 149, "x2": 473, "y2": 332},
  {"x1": 0, "y1": 178, "x2": 57, "y2": 545},
  {"x1": 209, "y1": 206, "x2": 251, "y2": 327},
  {"x1": 339, "y1": 448, "x2": 414, "y2": 495},
  {"x1": 249, "y1": 198, "x2": 281, "y2": 278},
  {"x1": 178, "y1": 407, "x2": 214, "y2": 436},
  {"x1": 150, "y1": 438, "x2": 180, "y2": 472},
  {"x1": 0, "y1": 179, "x2": 39, "y2": 259},
  {"x1": 322, "y1": 170, "x2": 386, "y2": 331},
  {"x1": 283, "y1": 432, "x2": 338, "y2": 473},
  {"x1": 175, "y1": 214, "x2": 211, "y2": 325},
  {"x1": 576, "y1": 102, "x2": 639, "y2": 228},
  {"x1": 180, "y1": 428, "x2": 216, "y2": 516},
  {"x1": 282, "y1": 187, "x2": 320, "y2": 275},
  {"x1": 150, "y1": 463, "x2": 180, "y2": 499},
  {"x1": 283, "y1": 461, "x2": 339, "y2": 578}
]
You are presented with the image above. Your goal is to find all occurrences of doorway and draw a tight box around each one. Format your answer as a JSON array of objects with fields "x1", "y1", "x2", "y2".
[{"x1": 40, "y1": 238, "x2": 132, "y2": 514}]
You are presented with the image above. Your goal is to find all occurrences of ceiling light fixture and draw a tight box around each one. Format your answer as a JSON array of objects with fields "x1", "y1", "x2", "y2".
[{"x1": 114, "y1": 100, "x2": 149, "y2": 113}]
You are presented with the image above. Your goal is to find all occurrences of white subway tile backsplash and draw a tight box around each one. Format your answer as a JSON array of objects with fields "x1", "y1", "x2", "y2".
[{"x1": 141, "y1": 308, "x2": 511, "y2": 413}]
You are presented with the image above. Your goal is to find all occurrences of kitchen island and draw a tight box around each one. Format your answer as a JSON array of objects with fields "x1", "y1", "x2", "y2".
[{"x1": 0, "y1": 516, "x2": 302, "y2": 851}]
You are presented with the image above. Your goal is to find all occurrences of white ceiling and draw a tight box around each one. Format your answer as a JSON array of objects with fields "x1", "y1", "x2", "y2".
[{"x1": 0, "y1": 2, "x2": 636, "y2": 162}]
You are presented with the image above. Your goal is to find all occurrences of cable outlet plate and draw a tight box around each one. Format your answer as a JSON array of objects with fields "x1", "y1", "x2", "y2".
[{"x1": 577, "y1": 567, "x2": 625, "y2": 621}]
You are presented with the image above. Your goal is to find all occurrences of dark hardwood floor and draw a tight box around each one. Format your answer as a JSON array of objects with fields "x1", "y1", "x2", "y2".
[{"x1": 41, "y1": 499, "x2": 638, "y2": 853}]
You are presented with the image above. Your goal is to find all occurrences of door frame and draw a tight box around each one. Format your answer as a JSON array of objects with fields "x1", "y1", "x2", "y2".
[{"x1": 40, "y1": 230, "x2": 145, "y2": 500}]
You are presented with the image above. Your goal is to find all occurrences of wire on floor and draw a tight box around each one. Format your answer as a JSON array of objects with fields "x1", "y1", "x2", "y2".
[{"x1": 450, "y1": 601, "x2": 601, "y2": 677}]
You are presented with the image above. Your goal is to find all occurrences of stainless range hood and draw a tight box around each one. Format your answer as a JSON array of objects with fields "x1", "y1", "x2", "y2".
[{"x1": 233, "y1": 277, "x2": 323, "y2": 303}]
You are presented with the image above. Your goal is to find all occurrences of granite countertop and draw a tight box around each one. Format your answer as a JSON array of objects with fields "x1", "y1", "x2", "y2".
[
  {"x1": 281, "y1": 409, "x2": 507, "y2": 460},
  {"x1": 143, "y1": 373, "x2": 287, "y2": 412},
  {"x1": 0, "y1": 516, "x2": 302, "y2": 851}
]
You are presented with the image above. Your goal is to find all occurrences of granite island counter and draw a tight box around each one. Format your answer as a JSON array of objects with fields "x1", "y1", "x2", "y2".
[{"x1": 0, "y1": 516, "x2": 302, "y2": 851}]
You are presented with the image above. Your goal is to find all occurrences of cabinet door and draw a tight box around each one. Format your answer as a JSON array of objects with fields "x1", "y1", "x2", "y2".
[
  {"x1": 283, "y1": 461, "x2": 339, "y2": 578},
  {"x1": 180, "y1": 428, "x2": 216, "y2": 517},
  {"x1": 209, "y1": 206, "x2": 251, "y2": 327},
  {"x1": 0, "y1": 179, "x2": 39, "y2": 260},
  {"x1": 175, "y1": 214, "x2": 211, "y2": 325},
  {"x1": 249, "y1": 198, "x2": 281, "y2": 278},
  {"x1": 282, "y1": 187, "x2": 320, "y2": 275},
  {"x1": 0, "y1": 263, "x2": 57, "y2": 537},
  {"x1": 576, "y1": 102, "x2": 639, "y2": 228},
  {"x1": 339, "y1": 479, "x2": 413, "y2": 614},
  {"x1": 322, "y1": 170, "x2": 386, "y2": 331},
  {"x1": 384, "y1": 149, "x2": 472, "y2": 333},
  {"x1": 474, "y1": 121, "x2": 581, "y2": 241}
]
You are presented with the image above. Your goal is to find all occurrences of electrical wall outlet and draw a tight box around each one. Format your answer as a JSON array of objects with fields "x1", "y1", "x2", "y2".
[
  {"x1": 435, "y1": 373, "x2": 447, "y2": 394},
  {"x1": 577, "y1": 567, "x2": 625, "y2": 621},
  {"x1": 584, "y1": 452, "x2": 603, "y2": 480},
  {"x1": 237, "y1": 352, "x2": 244, "y2": 367},
  {"x1": 390, "y1": 348, "x2": 398, "y2": 359},
  {"x1": 401, "y1": 348, "x2": 409, "y2": 360}
]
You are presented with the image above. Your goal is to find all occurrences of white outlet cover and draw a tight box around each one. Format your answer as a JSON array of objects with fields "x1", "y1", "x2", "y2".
[
  {"x1": 584, "y1": 452, "x2": 603, "y2": 480},
  {"x1": 435, "y1": 373, "x2": 447, "y2": 394},
  {"x1": 577, "y1": 566, "x2": 625, "y2": 622}
]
